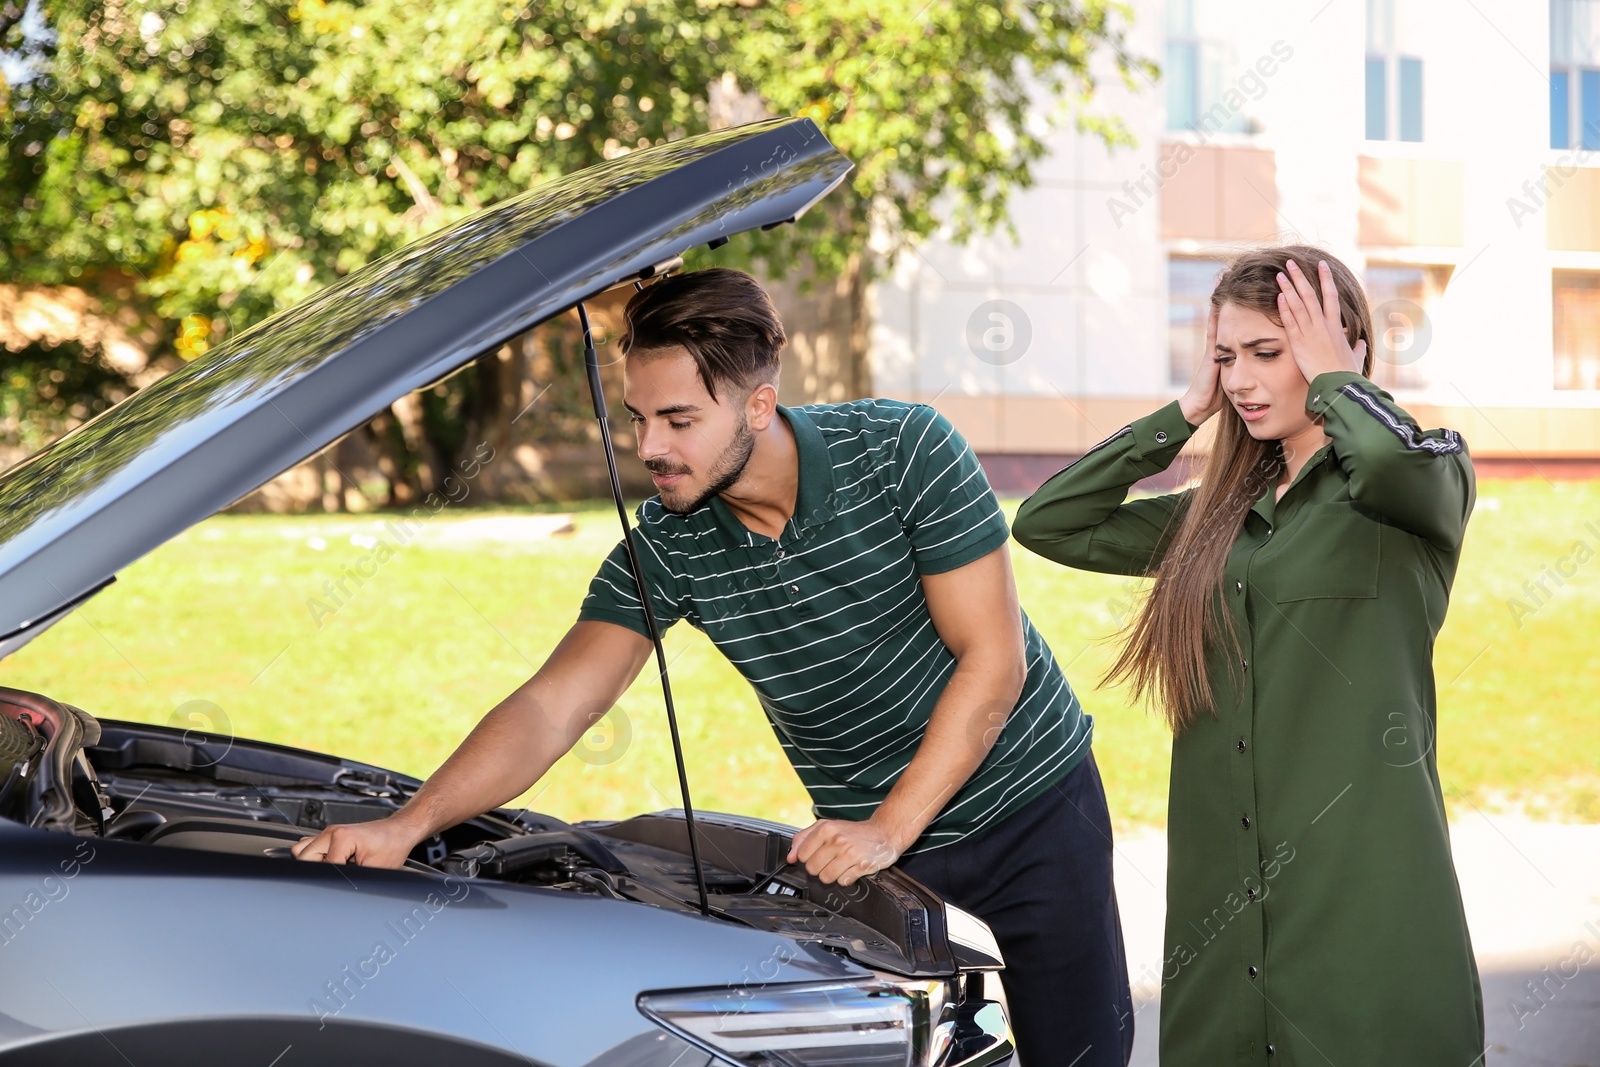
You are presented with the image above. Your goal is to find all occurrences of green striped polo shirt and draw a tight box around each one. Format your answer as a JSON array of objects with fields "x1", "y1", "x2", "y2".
[{"x1": 578, "y1": 399, "x2": 1092, "y2": 854}]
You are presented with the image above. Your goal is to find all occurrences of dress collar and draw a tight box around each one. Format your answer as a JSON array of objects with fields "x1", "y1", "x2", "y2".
[{"x1": 1249, "y1": 442, "x2": 1333, "y2": 525}]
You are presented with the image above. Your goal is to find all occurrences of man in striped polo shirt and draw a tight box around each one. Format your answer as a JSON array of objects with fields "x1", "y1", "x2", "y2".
[{"x1": 294, "y1": 268, "x2": 1133, "y2": 1066}]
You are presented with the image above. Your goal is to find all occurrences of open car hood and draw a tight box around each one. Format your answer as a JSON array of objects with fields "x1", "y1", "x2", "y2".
[{"x1": 0, "y1": 118, "x2": 851, "y2": 659}]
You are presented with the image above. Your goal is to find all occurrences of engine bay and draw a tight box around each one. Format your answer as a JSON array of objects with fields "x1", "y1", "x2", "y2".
[{"x1": 1, "y1": 685, "x2": 987, "y2": 981}]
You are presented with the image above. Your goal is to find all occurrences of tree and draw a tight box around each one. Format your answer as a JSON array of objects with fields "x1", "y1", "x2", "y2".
[{"x1": 2, "y1": 0, "x2": 1151, "y2": 503}]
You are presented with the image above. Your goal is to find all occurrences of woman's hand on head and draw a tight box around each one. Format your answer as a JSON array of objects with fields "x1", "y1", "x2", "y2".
[
  {"x1": 1277, "y1": 260, "x2": 1367, "y2": 384},
  {"x1": 1178, "y1": 304, "x2": 1224, "y2": 427}
]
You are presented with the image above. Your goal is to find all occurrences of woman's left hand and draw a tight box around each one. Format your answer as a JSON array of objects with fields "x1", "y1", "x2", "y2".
[{"x1": 1277, "y1": 259, "x2": 1367, "y2": 385}]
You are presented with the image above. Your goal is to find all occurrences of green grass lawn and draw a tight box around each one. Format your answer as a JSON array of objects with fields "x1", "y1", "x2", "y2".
[{"x1": 3, "y1": 479, "x2": 1596, "y2": 834}]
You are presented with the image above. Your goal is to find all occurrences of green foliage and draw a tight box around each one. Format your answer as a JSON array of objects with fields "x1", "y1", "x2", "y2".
[
  {"x1": 0, "y1": 0, "x2": 1151, "y2": 493},
  {"x1": 2, "y1": 0, "x2": 1151, "y2": 351},
  {"x1": 724, "y1": 0, "x2": 1151, "y2": 274},
  {"x1": 0, "y1": 340, "x2": 133, "y2": 449}
]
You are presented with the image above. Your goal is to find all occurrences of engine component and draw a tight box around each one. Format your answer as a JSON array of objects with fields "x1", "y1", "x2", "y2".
[
  {"x1": 0, "y1": 686, "x2": 108, "y2": 834},
  {"x1": 440, "y1": 830, "x2": 629, "y2": 880},
  {"x1": 0, "y1": 712, "x2": 44, "y2": 820}
]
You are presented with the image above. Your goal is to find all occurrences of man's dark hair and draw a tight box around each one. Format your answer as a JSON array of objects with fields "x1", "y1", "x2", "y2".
[{"x1": 620, "y1": 268, "x2": 786, "y2": 401}]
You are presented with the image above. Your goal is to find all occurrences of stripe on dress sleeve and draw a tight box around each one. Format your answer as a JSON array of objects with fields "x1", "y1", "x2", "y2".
[
  {"x1": 1337, "y1": 383, "x2": 1464, "y2": 456},
  {"x1": 1046, "y1": 424, "x2": 1134, "y2": 478}
]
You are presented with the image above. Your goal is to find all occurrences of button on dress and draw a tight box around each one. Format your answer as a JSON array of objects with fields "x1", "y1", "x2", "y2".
[{"x1": 1012, "y1": 371, "x2": 1485, "y2": 1065}]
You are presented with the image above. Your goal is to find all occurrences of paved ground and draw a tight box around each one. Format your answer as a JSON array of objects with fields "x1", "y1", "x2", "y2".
[{"x1": 1107, "y1": 813, "x2": 1600, "y2": 1066}]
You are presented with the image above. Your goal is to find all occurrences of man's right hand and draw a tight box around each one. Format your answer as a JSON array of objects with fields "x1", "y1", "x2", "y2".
[{"x1": 291, "y1": 814, "x2": 423, "y2": 868}]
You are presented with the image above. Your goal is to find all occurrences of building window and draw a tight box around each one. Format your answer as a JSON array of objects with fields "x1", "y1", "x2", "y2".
[
  {"x1": 1554, "y1": 270, "x2": 1600, "y2": 389},
  {"x1": 1165, "y1": 0, "x2": 1255, "y2": 136},
  {"x1": 1366, "y1": 0, "x2": 1423, "y2": 142},
  {"x1": 1169, "y1": 258, "x2": 1227, "y2": 386},
  {"x1": 1365, "y1": 263, "x2": 1452, "y2": 391},
  {"x1": 1551, "y1": 0, "x2": 1600, "y2": 149}
]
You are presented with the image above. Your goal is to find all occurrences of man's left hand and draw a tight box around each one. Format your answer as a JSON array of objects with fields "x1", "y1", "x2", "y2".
[{"x1": 787, "y1": 817, "x2": 904, "y2": 887}]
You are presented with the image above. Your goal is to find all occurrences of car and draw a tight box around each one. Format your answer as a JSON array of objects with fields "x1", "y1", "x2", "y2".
[{"x1": 0, "y1": 117, "x2": 1016, "y2": 1067}]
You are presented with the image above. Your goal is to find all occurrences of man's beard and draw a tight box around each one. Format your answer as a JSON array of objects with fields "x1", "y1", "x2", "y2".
[{"x1": 650, "y1": 416, "x2": 756, "y2": 515}]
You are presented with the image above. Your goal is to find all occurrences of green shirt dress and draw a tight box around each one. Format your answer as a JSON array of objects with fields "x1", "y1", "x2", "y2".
[{"x1": 1012, "y1": 370, "x2": 1485, "y2": 1065}]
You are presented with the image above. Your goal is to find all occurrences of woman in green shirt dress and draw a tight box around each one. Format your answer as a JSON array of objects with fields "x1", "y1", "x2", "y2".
[{"x1": 1012, "y1": 246, "x2": 1484, "y2": 1065}]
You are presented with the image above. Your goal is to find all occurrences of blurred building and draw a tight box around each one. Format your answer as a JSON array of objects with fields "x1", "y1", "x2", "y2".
[{"x1": 871, "y1": 0, "x2": 1600, "y2": 489}]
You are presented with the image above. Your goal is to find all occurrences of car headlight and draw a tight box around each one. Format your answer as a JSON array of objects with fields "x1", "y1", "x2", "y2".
[
  {"x1": 869, "y1": 976, "x2": 954, "y2": 1067},
  {"x1": 638, "y1": 979, "x2": 914, "y2": 1066}
]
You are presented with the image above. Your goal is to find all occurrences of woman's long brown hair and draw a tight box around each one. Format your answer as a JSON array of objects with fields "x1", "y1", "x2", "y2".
[{"x1": 1105, "y1": 245, "x2": 1375, "y2": 733}]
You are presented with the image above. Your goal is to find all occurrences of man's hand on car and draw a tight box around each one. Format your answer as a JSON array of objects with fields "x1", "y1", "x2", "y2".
[
  {"x1": 788, "y1": 816, "x2": 904, "y2": 887},
  {"x1": 291, "y1": 814, "x2": 422, "y2": 868}
]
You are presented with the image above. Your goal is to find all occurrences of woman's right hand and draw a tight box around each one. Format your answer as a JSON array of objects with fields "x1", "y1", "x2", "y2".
[{"x1": 1177, "y1": 305, "x2": 1223, "y2": 427}]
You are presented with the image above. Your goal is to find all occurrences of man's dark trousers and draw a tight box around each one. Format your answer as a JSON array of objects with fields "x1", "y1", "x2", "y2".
[{"x1": 898, "y1": 750, "x2": 1134, "y2": 1067}]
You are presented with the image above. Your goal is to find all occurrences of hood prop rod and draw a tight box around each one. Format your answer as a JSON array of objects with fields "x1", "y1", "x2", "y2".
[{"x1": 578, "y1": 300, "x2": 711, "y2": 918}]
